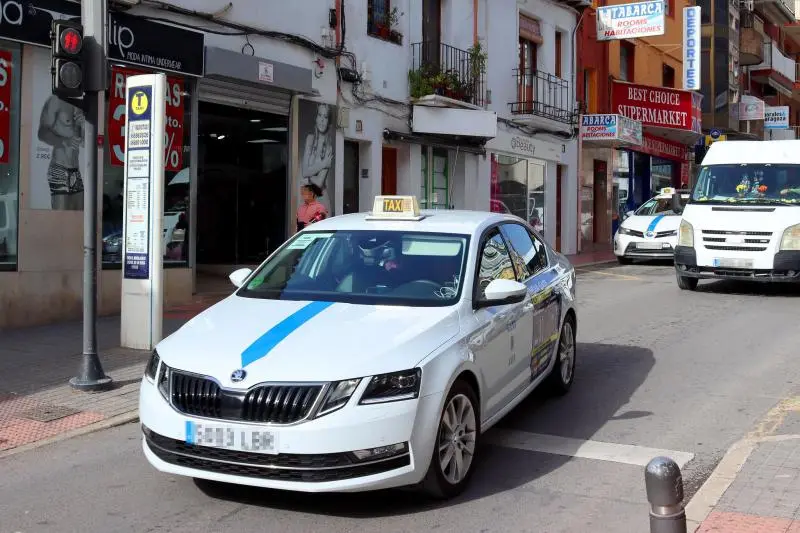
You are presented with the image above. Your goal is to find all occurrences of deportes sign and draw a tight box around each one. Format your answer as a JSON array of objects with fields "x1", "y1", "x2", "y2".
[
  {"x1": 683, "y1": 6, "x2": 700, "y2": 91},
  {"x1": 596, "y1": 0, "x2": 665, "y2": 41}
]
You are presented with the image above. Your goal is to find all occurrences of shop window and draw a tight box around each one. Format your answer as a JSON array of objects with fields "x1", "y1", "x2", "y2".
[
  {"x1": 662, "y1": 64, "x2": 675, "y2": 88},
  {"x1": 492, "y1": 155, "x2": 546, "y2": 235},
  {"x1": 620, "y1": 42, "x2": 635, "y2": 81},
  {"x1": 100, "y1": 64, "x2": 192, "y2": 268},
  {"x1": 518, "y1": 15, "x2": 541, "y2": 114},
  {"x1": 475, "y1": 229, "x2": 515, "y2": 300},
  {"x1": 420, "y1": 147, "x2": 449, "y2": 209},
  {"x1": 0, "y1": 41, "x2": 21, "y2": 270}
]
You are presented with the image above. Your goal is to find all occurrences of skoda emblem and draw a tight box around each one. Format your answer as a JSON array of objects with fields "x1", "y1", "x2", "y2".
[
  {"x1": 231, "y1": 369, "x2": 247, "y2": 382},
  {"x1": 646, "y1": 231, "x2": 654, "y2": 238}
]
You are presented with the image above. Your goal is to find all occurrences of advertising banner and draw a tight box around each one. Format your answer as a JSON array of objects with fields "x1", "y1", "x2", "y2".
[
  {"x1": 107, "y1": 65, "x2": 184, "y2": 172},
  {"x1": 739, "y1": 95, "x2": 765, "y2": 121},
  {"x1": 764, "y1": 106, "x2": 789, "y2": 129},
  {"x1": 580, "y1": 114, "x2": 643, "y2": 145},
  {"x1": 682, "y1": 6, "x2": 701, "y2": 91},
  {"x1": 0, "y1": 49, "x2": 12, "y2": 164},
  {"x1": 596, "y1": 0, "x2": 665, "y2": 41},
  {"x1": 639, "y1": 134, "x2": 686, "y2": 162},
  {"x1": 611, "y1": 80, "x2": 702, "y2": 133}
]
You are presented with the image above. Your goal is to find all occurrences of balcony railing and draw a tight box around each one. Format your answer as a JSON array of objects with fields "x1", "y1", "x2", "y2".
[
  {"x1": 754, "y1": 42, "x2": 797, "y2": 82},
  {"x1": 409, "y1": 41, "x2": 486, "y2": 107},
  {"x1": 510, "y1": 69, "x2": 576, "y2": 124}
]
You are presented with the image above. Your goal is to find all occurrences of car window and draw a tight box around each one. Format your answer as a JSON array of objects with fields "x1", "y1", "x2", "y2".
[
  {"x1": 500, "y1": 223, "x2": 548, "y2": 279},
  {"x1": 238, "y1": 230, "x2": 469, "y2": 307},
  {"x1": 635, "y1": 197, "x2": 680, "y2": 216},
  {"x1": 475, "y1": 229, "x2": 517, "y2": 300}
]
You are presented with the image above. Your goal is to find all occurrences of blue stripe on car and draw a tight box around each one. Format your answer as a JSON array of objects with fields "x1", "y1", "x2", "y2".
[
  {"x1": 647, "y1": 215, "x2": 665, "y2": 233},
  {"x1": 240, "y1": 301, "x2": 334, "y2": 367}
]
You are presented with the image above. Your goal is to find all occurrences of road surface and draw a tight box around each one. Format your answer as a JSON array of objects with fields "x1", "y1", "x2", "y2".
[{"x1": 3, "y1": 262, "x2": 800, "y2": 532}]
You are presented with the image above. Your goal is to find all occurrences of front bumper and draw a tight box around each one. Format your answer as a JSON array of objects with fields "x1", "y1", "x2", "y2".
[
  {"x1": 674, "y1": 246, "x2": 800, "y2": 282},
  {"x1": 614, "y1": 233, "x2": 677, "y2": 259},
  {"x1": 138, "y1": 377, "x2": 444, "y2": 492}
]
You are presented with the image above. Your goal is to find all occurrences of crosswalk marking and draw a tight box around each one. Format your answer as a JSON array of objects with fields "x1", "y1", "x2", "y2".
[{"x1": 486, "y1": 429, "x2": 695, "y2": 469}]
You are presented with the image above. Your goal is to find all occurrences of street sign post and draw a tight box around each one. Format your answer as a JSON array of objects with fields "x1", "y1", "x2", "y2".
[{"x1": 120, "y1": 74, "x2": 166, "y2": 350}]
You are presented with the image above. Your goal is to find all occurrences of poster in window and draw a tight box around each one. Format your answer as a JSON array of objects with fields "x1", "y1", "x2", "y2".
[
  {"x1": 0, "y1": 49, "x2": 12, "y2": 165},
  {"x1": 29, "y1": 47, "x2": 87, "y2": 210},
  {"x1": 297, "y1": 99, "x2": 337, "y2": 229}
]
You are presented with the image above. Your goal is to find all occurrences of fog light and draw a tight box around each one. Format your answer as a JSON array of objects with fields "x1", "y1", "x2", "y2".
[{"x1": 351, "y1": 442, "x2": 408, "y2": 461}]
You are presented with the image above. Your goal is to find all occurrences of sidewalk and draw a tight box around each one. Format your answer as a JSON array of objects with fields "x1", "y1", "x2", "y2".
[
  {"x1": 0, "y1": 293, "x2": 225, "y2": 457},
  {"x1": 694, "y1": 436, "x2": 800, "y2": 532},
  {"x1": 567, "y1": 249, "x2": 617, "y2": 268}
]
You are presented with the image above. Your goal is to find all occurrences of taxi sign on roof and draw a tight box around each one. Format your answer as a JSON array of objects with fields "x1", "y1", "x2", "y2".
[
  {"x1": 660, "y1": 187, "x2": 675, "y2": 195},
  {"x1": 367, "y1": 195, "x2": 424, "y2": 220}
]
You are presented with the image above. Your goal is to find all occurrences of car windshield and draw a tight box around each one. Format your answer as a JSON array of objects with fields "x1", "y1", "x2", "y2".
[
  {"x1": 238, "y1": 230, "x2": 470, "y2": 307},
  {"x1": 635, "y1": 197, "x2": 680, "y2": 216},
  {"x1": 691, "y1": 164, "x2": 800, "y2": 205}
]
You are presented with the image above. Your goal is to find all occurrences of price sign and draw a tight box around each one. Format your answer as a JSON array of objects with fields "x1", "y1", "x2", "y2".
[
  {"x1": 108, "y1": 66, "x2": 184, "y2": 171},
  {"x1": 0, "y1": 49, "x2": 13, "y2": 164}
]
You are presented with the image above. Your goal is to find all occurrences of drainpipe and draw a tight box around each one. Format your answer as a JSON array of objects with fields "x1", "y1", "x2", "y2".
[
  {"x1": 572, "y1": 8, "x2": 587, "y2": 254},
  {"x1": 473, "y1": 0, "x2": 478, "y2": 44}
]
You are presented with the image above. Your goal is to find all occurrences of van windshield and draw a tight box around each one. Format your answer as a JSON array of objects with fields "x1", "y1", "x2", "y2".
[{"x1": 691, "y1": 164, "x2": 800, "y2": 205}]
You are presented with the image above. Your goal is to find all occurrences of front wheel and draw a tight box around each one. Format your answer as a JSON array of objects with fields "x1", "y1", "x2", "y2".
[
  {"x1": 676, "y1": 272, "x2": 698, "y2": 291},
  {"x1": 420, "y1": 380, "x2": 480, "y2": 499},
  {"x1": 546, "y1": 317, "x2": 576, "y2": 396}
]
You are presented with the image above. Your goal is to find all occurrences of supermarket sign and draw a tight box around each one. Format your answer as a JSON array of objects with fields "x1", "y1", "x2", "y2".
[{"x1": 597, "y1": 0, "x2": 665, "y2": 41}]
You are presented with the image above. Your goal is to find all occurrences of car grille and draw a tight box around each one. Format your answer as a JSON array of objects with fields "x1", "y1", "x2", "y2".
[
  {"x1": 655, "y1": 230, "x2": 676, "y2": 238},
  {"x1": 144, "y1": 428, "x2": 411, "y2": 483},
  {"x1": 701, "y1": 230, "x2": 772, "y2": 253},
  {"x1": 170, "y1": 370, "x2": 323, "y2": 424},
  {"x1": 704, "y1": 245, "x2": 768, "y2": 252}
]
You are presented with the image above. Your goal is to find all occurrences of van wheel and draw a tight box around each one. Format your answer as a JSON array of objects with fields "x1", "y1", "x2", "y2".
[{"x1": 676, "y1": 273, "x2": 698, "y2": 291}]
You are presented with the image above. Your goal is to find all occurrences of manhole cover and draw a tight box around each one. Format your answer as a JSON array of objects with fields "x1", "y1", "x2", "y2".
[{"x1": 19, "y1": 404, "x2": 80, "y2": 422}]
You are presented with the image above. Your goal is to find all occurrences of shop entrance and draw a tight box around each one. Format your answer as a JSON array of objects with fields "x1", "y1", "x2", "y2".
[{"x1": 195, "y1": 101, "x2": 288, "y2": 283}]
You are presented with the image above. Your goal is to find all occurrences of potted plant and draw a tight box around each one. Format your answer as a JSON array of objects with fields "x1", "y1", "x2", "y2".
[
  {"x1": 408, "y1": 68, "x2": 434, "y2": 99},
  {"x1": 386, "y1": 7, "x2": 403, "y2": 44},
  {"x1": 380, "y1": 7, "x2": 400, "y2": 40}
]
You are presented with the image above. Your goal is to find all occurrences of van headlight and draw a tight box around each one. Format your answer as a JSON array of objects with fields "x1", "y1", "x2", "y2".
[
  {"x1": 780, "y1": 224, "x2": 800, "y2": 251},
  {"x1": 678, "y1": 220, "x2": 694, "y2": 247}
]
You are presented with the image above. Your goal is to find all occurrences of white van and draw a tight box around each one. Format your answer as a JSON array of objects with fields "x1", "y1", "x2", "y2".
[{"x1": 673, "y1": 139, "x2": 800, "y2": 290}]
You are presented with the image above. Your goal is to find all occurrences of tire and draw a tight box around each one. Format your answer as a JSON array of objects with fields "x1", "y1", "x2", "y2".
[
  {"x1": 676, "y1": 273, "x2": 698, "y2": 291},
  {"x1": 420, "y1": 379, "x2": 481, "y2": 499},
  {"x1": 546, "y1": 315, "x2": 576, "y2": 396},
  {"x1": 617, "y1": 256, "x2": 633, "y2": 265}
]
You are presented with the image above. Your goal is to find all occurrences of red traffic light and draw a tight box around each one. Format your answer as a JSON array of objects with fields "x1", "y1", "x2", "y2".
[{"x1": 59, "y1": 28, "x2": 82, "y2": 55}]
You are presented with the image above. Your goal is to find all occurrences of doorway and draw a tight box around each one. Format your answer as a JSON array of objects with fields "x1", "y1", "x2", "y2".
[
  {"x1": 196, "y1": 101, "x2": 288, "y2": 278},
  {"x1": 343, "y1": 141, "x2": 360, "y2": 214},
  {"x1": 592, "y1": 160, "x2": 607, "y2": 243},
  {"x1": 382, "y1": 146, "x2": 398, "y2": 195},
  {"x1": 556, "y1": 164, "x2": 563, "y2": 251}
]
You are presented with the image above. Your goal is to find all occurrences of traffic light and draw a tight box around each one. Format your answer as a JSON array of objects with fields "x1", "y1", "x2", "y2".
[{"x1": 50, "y1": 19, "x2": 84, "y2": 98}]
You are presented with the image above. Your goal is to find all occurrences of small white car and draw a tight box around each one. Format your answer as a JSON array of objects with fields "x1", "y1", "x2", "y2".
[
  {"x1": 140, "y1": 196, "x2": 578, "y2": 499},
  {"x1": 614, "y1": 188, "x2": 690, "y2": 264}
]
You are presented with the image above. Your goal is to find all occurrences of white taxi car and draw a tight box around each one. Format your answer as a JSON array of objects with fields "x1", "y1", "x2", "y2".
[
  {"x1": 614, "y1": 188, "x2": 690, "y2": 264},
  {"x1": 140, "y1": 196, "x2": 577, "y2": 499}
]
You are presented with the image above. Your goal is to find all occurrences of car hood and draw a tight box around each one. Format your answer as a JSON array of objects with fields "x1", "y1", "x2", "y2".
[
  {"x1": 622, "y1": 214, "x2": 681, "y2": 233},
  {"x1": 157, "y1": 295, "x2": 461, "y2": 384},
  {"x1": 684, "y1": 205, "x2": 800, "y2": 233}
]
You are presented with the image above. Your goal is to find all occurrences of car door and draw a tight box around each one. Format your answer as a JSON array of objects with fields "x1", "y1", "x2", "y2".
[{"x1": 468, "y1": 228, "x2": 526, "y2": 422}]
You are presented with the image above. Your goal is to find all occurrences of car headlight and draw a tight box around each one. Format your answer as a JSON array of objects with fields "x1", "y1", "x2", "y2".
[
  {"x1": 144, "y1": 350, "x2": 160, "y2": 381},
  {"x1": 617, "y1": 226, "x2": 634, "y2": 236},
  {"x1": 156, "y1": 362, "x2": 171, "y2": 400},
  {"x1": 359, "y1": 369, "x2": 421, "y2": 405},
  {"x1": 317, "y1": 378, "x2": 361, "y2": 417},
  {"x1": 780, "y1": 224, "x2": 800, "y2": 251},
  {"x1": 678, "y1": 220, "x2": 694, "y2": 247}
]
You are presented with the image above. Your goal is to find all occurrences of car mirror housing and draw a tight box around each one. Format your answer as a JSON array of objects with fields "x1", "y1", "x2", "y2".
[
  {"x1": 229, "y1": 268, "x2": 253, "y2": 288},
  {"x1": 476, "y1": 279, "x2": 528, "y2": 308}
]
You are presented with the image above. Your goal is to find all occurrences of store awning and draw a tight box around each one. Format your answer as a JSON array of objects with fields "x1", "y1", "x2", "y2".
[
  {"x1": 641, "y1": 124, "x2": 703, "y2": 146},
  {"x1": 580, "y1": 114, "x2": 643, "y2": 147},
  {"x1": 383, "y1": 130, "x2": 487, "y2": 155}
]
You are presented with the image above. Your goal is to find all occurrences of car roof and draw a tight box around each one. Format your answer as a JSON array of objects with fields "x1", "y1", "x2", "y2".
[
  {"x1": 702, "y1": 139, "x2": 800, "y2": 165},
  {"x1": 303, "y1": 209, "x2": 524, "y2": 236},
  {"x1": 654, "y1": 193, "x2": 690, "y2": 200}
]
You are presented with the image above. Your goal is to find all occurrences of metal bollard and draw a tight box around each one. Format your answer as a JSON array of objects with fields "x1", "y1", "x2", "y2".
[{"x1": 645, "y1": 456, "x2": 687, "y2": 533}]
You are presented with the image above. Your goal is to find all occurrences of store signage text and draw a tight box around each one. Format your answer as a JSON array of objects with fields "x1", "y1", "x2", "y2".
[
  {"x1": 107, "y1": 66, "x2": 184, "y2": 171},
  {"x1": 682, "y1": 6, "x2": 701, "y2": 91},
  {"x1": 510, "y1": 136, "x2": 536, "y2": 156},
  {"x1": 612, "y1": 80, "x2": 702, "y2": 133},
  {"x1": 764, "y1": 106, "x2": 789, "y2": 129},
  {"x1": 596, "y1": 0, "x2": 665, "y2": 41},
  {"x1": 640, "y1": 134, "x2": 685, "y2": 161},
  {"x1": 0, "y1": 49, "x2": 11, "y2": 163},
  {"x1": 581, "y1": 113, "x2": 643, "y2": 145}
]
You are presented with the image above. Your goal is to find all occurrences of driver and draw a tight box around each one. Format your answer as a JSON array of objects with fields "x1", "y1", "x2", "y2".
[{"x1": 779, "y1": 170, "x2": 800, "y2": 196}]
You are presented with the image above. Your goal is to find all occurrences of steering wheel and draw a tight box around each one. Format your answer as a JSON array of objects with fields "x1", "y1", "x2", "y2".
[{"x1": 392, "y1": 279, "x2": 441, "y2": 297}]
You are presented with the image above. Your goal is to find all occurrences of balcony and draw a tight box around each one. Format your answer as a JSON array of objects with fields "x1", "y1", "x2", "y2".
[
  {"x1": 409, "y1": 41, "x2": 486, "y2": 108},
  {"x1": 750, "y1": 41, "x2": 797, "y2": 94},
  {"x1": 754, "y1": 0, "x2": 795, "y2": 25},
  {"x1": 740, "y1": 13, "x2": 765, "y2": 66},
  {"x1": 509, "y1": 69, "x2": 578, "y2": 127}
]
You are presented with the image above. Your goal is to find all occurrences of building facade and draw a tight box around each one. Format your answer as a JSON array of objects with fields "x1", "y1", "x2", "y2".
[
  {"x1": 0, "y1": 0, "x2": 587, "y2": 329},
  {"x1": 576, "y1": 0, "x2": 703, "y2": 253}
]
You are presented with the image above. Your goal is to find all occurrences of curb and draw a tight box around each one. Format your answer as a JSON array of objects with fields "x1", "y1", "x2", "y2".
[
  {"x1": 573, "y1": 259, "x2": 618, "y2": 269},
  {"x1": 0, "y1": 410, "x2": 139, "y2": 460}
]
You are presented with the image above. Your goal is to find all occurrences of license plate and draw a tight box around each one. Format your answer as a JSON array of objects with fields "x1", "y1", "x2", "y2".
[
  {"x1": 636, "y1": 242, "x2": 662, "y2": 249},
  {"x1": 713, "y1": 258, "x2": 753, "y2": 268},
  {"x1": 185, "y1": 421, "x2": 278, "y2": 454}
]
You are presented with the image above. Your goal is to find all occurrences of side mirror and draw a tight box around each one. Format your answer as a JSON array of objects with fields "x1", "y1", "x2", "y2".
[
  {"x1": 476, "y1": 279, "x2": 528, "y2": 308},
  {"x1": 671, "y1": 192, "x2": 683, "y2": 214},
  {"x1": 229, "y1": 268, "x2": 253, "y2": 288},
  {"x1": 624, "y1": 210, "x2": 634, "y2": 220}
]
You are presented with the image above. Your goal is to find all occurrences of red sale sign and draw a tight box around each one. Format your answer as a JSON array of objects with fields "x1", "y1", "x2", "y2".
[
  {"x1": 107, "y1": 66, "x2": 184, "y2": 171},
  {"x1": 0, "y1": 49, "x2": 12, "y2": 164}
]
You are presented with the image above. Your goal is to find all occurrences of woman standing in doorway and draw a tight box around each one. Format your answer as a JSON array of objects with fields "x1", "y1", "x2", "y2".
[
  {"x1": 301, "y1": 103, "x2": 334, "y2": 196},
  {"x1": 297, "y1": 184, "x2": 328, "y2": 231}
]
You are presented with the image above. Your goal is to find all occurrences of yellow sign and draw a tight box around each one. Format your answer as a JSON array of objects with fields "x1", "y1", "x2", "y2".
[
  {"x1": 368, "y1": 195, "x2": 423, "y2": 220},
  {"x1": 130, "y1": 90, "x2": 149, "y2": 115},
  {"x1": 705, "y1": 134, "x2": 726, "y2": 146}
]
